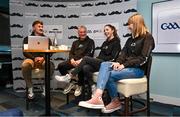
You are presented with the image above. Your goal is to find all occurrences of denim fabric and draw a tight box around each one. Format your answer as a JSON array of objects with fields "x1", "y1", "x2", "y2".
[
  {"x1": 58, "y1": 60, "x2": 75, "y2": 75},
  {"x1": 96, "y1": 62, "x2": 144, "y2": 99}
]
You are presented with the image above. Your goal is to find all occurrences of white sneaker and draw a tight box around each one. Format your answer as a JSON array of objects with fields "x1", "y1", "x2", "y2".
[
  {"x1": 63, "y1": 82, "x2": 75, "y2": 94},
  {"x1": 28, "y1": 93, "x2": 34, "y2": 99},
  {"x1": 6, "y1": 83, "x2": 13, "y2": 88},
  {"x1": 74, "y1": 85, "x2": 82, "y2": 97},
  {"x1": 55, "y1": 74, "x2": 71, "y2": 83}
]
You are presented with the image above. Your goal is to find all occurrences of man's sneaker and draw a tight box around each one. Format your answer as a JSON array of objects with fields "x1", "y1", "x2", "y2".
[
  {"x1": 55, "y1": 74, "x2": 71, "y2": 83},
  {"x1": 28, "y1": 93, "x2": 34, "y2": 99},
  {"x1": 74, "y1": 85, "x2": 82, "y2": 97},
  {"x1": 63, "y1": 82, "x2": 75, "y2": 94}
]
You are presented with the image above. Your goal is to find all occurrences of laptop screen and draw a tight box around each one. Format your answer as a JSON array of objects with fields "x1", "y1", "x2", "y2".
[{"x1": 28, "y1": 36, "x2": 49, "y2": 50}]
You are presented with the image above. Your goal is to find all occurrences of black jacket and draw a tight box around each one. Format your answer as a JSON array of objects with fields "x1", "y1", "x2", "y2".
[
  {"x1": 116, "y1": 32, "x2": 155, "y2": 69},
  {"x1": 69, "y1": 36, "x2": 95, "y2": 60},
  {"x1": 97, "y1": 37, "x2": 121, "y2": 61},
  {"x1": 22, "y1": 32, "x2": 52, "y2": 60}
]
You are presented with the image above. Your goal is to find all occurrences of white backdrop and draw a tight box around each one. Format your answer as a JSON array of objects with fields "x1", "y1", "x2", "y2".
[{"x1": 10, "y1": 0, "x2": 137, "y2": 92}]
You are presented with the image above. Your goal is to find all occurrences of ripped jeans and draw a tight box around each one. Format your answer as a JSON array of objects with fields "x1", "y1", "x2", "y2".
[{"x1": 96, "y1": 62, "x2": 144, "y2": 99}]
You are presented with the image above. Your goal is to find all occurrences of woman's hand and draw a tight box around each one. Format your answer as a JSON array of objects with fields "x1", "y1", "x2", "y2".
[{"x1": 112, "y1": 62, "x2": 124, "y2": 71}]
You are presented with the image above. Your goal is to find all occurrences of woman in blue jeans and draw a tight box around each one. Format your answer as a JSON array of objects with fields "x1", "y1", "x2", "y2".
[{"x1": 78, "y1": 13, "x2": 155, "y2": 113}]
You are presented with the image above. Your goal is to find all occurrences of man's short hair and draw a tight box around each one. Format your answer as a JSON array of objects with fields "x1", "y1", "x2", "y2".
[
  {"x1": 78, "y1": 25, "x2": 87, "y2": 31},
  {"x1": 32, "y1": 20, "x2": 43, "y2": 27}
]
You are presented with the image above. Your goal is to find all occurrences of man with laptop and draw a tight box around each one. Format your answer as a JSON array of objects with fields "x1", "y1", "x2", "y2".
[{"x1": 21, "y1": 20, "x2": 54, "y2": 99}]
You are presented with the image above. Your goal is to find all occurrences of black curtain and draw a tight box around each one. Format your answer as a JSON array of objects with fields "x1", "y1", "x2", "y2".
[{"x1": 0, "y1": 10, "x2": 10, "y2": 46}]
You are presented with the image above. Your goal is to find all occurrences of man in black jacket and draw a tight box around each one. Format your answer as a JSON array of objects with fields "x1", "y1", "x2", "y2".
[
  {"x1": 21, "y1": 20, "x2": 54, "y2": 99},
  {"x1": 55, "y1": 25, "x2": 95, "y2": 96}
]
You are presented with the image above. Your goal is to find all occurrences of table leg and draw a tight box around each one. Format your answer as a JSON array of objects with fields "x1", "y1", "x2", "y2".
[{"x1": 45, "y1": 53, "x2": 51, "y2": 115}]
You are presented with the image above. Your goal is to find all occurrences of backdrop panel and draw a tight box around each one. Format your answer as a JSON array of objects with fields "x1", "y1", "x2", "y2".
[{"x1": 10, "y1": 0, "x2": 137, "y2": 92}]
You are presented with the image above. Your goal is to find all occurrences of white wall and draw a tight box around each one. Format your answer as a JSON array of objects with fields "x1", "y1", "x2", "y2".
[{"x1": 138, "y1": 0, "x2": 180, "y2": 106}]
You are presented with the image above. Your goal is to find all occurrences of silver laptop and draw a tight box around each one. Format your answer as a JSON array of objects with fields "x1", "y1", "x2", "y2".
[{"x1": 28, "y1": 36, "x2": 49, "y2": 50}]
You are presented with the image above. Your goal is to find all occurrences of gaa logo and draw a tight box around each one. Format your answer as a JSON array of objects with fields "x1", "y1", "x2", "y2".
[{"x1": 161, "y1": 22, "x2": 180, "y2": 30}]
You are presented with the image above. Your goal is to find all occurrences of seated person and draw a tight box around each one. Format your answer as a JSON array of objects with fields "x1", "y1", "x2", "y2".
[
  {"x1": 55, "y1": 24, "x2": 121, "y2": 97},
  {"x1": 78, "y1": 13, "x2": 155, "y2": 113},
  {"x1": 55, "y1": 25, "x2": 95, "y2": 96},
  {"x1": 21, "y1": 20, "x2": 54, "y2": 99}
]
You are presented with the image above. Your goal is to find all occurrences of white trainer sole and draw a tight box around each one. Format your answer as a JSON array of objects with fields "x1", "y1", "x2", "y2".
[
  {"x1": 101, "y1": 105, "x2": 122, "y2": 113},
  {"x1": 78, "y1": 101, "x2": 104, "y2": 109}
]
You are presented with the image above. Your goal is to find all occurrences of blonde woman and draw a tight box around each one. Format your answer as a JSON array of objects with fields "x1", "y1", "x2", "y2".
[{"x1": 78, "y1": 13, "x2": 155, "y2": 113}]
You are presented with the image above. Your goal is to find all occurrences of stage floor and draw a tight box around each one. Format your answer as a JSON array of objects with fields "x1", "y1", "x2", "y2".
[{"x1": 0, "y1": 86, "x2": 180, "y2": 116}]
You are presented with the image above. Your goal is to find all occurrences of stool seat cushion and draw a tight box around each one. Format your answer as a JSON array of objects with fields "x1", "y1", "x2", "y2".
[
  {"x1": 117, "y1": 76, "x2": 147, "y2": 97},
  {"x1": 93, "y1": 72, "x2": 147, "y2": 97}
]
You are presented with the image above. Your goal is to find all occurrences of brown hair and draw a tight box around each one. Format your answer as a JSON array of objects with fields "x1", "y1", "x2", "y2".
[
  {"x1": 128, "y1": 13, "x2": 149, "y2": 38},
  {"x1": 104, "y1": 24, "x2": 118, "y2": 38},
  {"x1": 32, "y1": 20, "x2": 43, "y2": 27}
]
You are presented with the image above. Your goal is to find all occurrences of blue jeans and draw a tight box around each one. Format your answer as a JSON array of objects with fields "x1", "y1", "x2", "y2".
[{"x1": 96, "y1": 62, "x2": 144, "y2": 99}]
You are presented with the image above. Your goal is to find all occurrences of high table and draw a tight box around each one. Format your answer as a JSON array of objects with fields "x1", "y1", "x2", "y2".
[{"x1": 24, "y1": 49, "x2": 69, "y2": 115}]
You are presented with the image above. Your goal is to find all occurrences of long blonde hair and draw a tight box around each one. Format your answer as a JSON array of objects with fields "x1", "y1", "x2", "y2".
[{"x1": 128, "y1": 13, "x2": 149, "y2": 38}]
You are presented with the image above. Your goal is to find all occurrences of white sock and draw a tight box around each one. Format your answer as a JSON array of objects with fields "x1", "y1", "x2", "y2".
[
  {"x1": 91, "y1": 84, "x2": 96, "y2": 92},
  {"x1": 28, "y1": 87, "x2": 33, "y2": 94}
]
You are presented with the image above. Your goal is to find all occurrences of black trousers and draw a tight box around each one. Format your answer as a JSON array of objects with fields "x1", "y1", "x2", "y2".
[
  {"x1": 57, "y1": 60, "x2": 74, "y2": 75},
  {"x1": 57, "y1": 60, "x2": 84, "y2": 85},
  {"x1": 71, "y1": 56, "x2": 104, "y2": 86}
]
